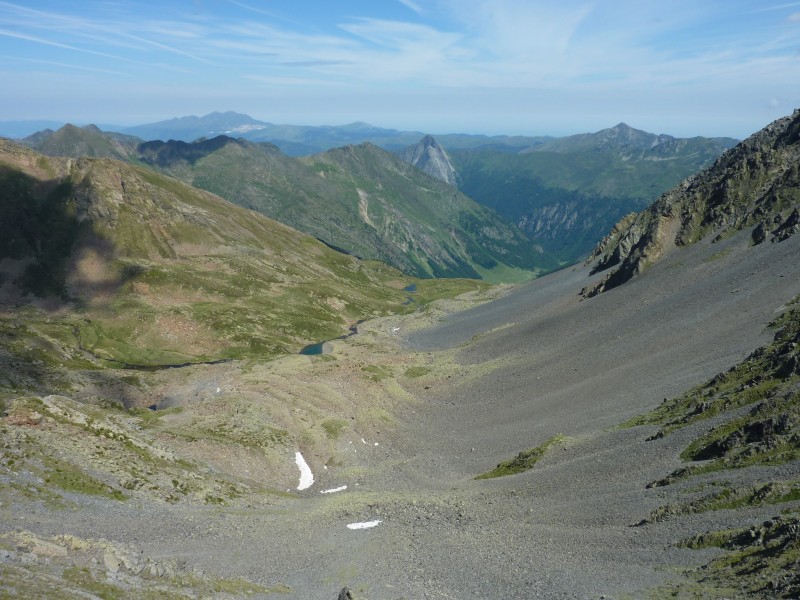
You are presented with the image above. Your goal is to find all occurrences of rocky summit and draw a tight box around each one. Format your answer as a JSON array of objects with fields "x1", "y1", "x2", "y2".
[{"x1": 395, "y1": 134, "x2": 458, "y2": 186}]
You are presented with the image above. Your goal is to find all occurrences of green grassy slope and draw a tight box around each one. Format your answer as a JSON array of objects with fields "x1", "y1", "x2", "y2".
[
  {"x1": 21, "y1": 124, "x2": 140, "y2": 161},
  {"x1": 451, "y1": 126, "x2": 736, "y2": 263},
  {"x1": 0, "y1": 139, "x2": 479, "y2": 371},
  {"x1": 138, "y1": 137, "x2": 553, "y2": 279},
  {"x1": 0, "y1": 139, "x2": 489, "y2": 530}
]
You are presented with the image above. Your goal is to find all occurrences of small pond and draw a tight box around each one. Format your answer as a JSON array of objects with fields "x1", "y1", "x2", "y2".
[
  {"x1": 300, "y1": 341, "x2": 331, "y2": 355},
  {"x1": 299, "y1": 321, "x2": 364, "y2": 356}
]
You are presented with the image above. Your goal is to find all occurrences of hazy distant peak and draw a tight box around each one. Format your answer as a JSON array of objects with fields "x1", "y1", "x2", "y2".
[
  {"x1": 120, "y1": 111, "x2": 269, "y2": 143},
  {"x1": 340, "y1": 121, "x2": 379, "y2": 130},
  {"x1": 208, "y1": 110, "x2": 252, "y2": 118}
]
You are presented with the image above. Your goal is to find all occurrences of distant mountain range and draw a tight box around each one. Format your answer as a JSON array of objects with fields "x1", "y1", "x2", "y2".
[
  {"x1": 447, "y1": 123, "x2": 738, "y2": 263},
  {"x1": 0, "y1": 111, "x2": 550, "y2": 156},
  {"x1": 17, "y1": 125, "x2": 549, "y2": 279},
  {"x1": 9, "y1": 112, "x2": 737, "y2": 274},
  {"x1": 136, "y1": 136, "x2": 547, "y2": 279}
]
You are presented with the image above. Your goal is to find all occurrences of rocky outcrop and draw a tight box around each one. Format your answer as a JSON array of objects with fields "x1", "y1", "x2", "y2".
[
  {"x1": 396, "y1": 135, "x2": 458, "y2": 186},
  {"x1": 585, "y1": 109, "x2": 800, "y2": 296},
  {"x1": 679, "y1": 517, "x2": 800, "y2": 599}
]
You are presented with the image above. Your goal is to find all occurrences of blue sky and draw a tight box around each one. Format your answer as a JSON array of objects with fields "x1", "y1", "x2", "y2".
[{"x1": 1, "y1": 0, "x2": 798, "y2": 138}]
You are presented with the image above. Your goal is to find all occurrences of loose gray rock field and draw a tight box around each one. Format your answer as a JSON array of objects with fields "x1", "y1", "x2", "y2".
[{"x1": 3, "y1": 227, "x2": 800, "y2": 599}]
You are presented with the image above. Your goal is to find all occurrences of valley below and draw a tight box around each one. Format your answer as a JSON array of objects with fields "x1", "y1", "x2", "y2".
[{"x1": 3, "y1": 225, "x2": 799, "y2": 599}]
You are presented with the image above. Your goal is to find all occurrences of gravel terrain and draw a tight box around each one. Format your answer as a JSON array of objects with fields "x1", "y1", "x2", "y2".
[{"x1": 3, "y1": 228, "x2": 800, "y2": 599}]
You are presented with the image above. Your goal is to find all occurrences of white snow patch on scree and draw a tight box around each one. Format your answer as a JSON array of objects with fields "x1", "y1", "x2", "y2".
[
  {"x1": 347, "y1": 520, "x2": 382, "y2": 530},
  {"x1": 320, "y1": 485, "x2": 347, "y2": 494},
  {"x1": 294, "y1": 452, "x2": 314, "y2": 490}
]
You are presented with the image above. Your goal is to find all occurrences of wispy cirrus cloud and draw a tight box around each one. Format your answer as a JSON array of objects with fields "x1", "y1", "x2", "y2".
[
  {"x1": 0, "y1": 0, "x2": 211, "y2": 65},
  {"x1": 396, "y1": 0, "x2": 425, "y2": 15},
  {"x1": 0, "y1": 27, "x2": 137, "y2": 62},
  {"x1": 0, "y1": 54, "x2": 128, "y2": 76},
  {"x1": 1, "y1": 0, "x2": 797, "y2": 136}
]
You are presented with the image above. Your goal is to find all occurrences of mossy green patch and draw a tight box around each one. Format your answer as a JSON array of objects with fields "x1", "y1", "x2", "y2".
[
  {"x1": 38, "y1": 455, "x2": 126, "y2": 501},
  {"x1": 404, "y1": 366, "x2": 431, "y2": 378},
  {"x1": 630, "y1": 297, "x2": 800, "y2": 597},
  {"x1": 628, "y1": 298, "x2": 799, "y2": 489},
  {"x1": 62, "y1": 566, "x2": 134, "y2": 600},
  {"x1": 361, "y1": 365, "x2": 393, "y2": 382},
  {"x1": 130, "y1": 406, "x2": 183, "y2": 429},
  {"x1": 321, "y1": 418, "x2": 348, "y2": 439},
  {"x1": 625, "y1": 299, "x2": 799, "y2": 435},
  {"x1": 641, "y1": 479, "x2": 800, "y2": 525},
  {"x1": 476, "y1": 434, "x2": 565, "y2": 479}
]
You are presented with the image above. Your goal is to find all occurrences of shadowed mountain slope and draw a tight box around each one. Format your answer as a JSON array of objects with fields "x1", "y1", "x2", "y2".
[
  {"x1": 586, "y1": 109, "x2": 800, "y2": 296},
  {"x1": 0, "y1": 139, "x2": 471, "y2": 367}
]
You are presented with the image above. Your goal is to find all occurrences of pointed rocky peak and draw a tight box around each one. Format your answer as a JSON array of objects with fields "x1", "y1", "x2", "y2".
[
  {"x1": 59, "y1": 123, "x2": 82, "y2": 134},
  {"x1": 396, "y1": 135, "x2": 457, "y2": 186}
]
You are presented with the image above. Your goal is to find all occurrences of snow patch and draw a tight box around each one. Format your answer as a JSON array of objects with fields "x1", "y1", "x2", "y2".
[
  {"x1": 294, "y1": 452, "x2": 314, "y2": 490},
  {"x1": 320, "y1": 485, "x2": 347, "y2": 494},
  {"x1": 347, "y1": 520, "x2": 382, "y2": 530}
]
